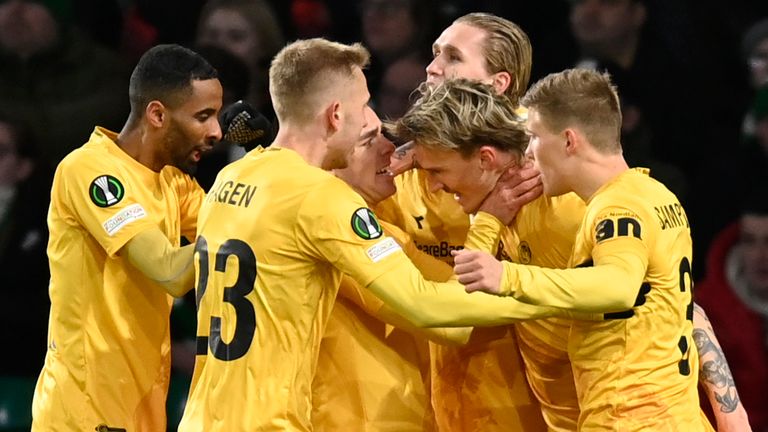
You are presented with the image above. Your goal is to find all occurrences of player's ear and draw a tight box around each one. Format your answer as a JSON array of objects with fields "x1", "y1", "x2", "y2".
[
  {"x1": 145, "y1": 100, "x2": 166, "y2": 128},
  {"x1": 563, "y1": 128, "x2": 579, "y2": 155},
  {"x1": 491, "y1": 71, "x2": 512, "y2": 95},
  {"x1": 325, "y1": 101, "x2": 342, "y2": 135},
  {"x1": 478, "y1": 145, "x2": 498, "y2": 170}
]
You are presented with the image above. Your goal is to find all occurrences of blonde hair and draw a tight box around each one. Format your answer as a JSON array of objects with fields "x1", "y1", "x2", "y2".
[
  {"x1": 455, "y1": 13, "x2": 532, "y2": 106},
  {"x1": 522, "y1": 68, "x2": 622, "y2": 153},
  {"x1": 393, "y1": 78, "x2": 528, "y2": 159},
  {"x1": 269, "y1": 39, "x2": 370, "y2": 124}
]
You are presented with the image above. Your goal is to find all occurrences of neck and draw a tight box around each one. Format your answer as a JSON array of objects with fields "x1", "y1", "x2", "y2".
[
  {"x1": 572, "y1": 152, "x2": 629, "y2": 201},
  {"x1": 116, "y1": 120, "x2": 165, "y2": 172},
  {"x1": 271, "y1": 123, "x2": 330, "y2": 169}
]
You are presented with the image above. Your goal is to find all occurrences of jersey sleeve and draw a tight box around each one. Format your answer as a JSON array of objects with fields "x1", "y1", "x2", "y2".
[
  {"x1": 367, "y1": 258, "x2": 576, "y2": 327},
  {"x1": 296, "y1": 177, "x2": 568, "y2": 327},
  {"x1": 464, "y1": 212, "x2": 504, "y2": 253},
  {"x1": 56, "y1": 153, "x2": 157, "y2": 257},
  {"x1": 177, "y1": 173, "x2": 205, "y2": 242},
  {"x1": 295, "y1": 177, "x2": 402, "y2": 287},
  {"x1": 500, "y1": 204, "x2": 650, "y2": 312}
]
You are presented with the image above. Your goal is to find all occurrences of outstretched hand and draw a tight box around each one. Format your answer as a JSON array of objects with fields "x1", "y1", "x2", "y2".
[
  {"x1": 452, "y1": 249, "x2": 504, "y2": 295},
  {"x1": 389, "y1": 141, "x2": 416, "y2": 176},
  {"x1": 478, "y1": 161, "x2": 543, "y2": 225}
]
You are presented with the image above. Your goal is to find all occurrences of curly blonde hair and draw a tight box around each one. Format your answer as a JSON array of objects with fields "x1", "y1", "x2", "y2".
[{"x1": 392, "y1": 78, "x2": 528, "y2": 159}]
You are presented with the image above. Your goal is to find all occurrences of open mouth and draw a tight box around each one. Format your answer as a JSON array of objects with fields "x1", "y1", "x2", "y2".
[{"x1": 375, "y1": 166, "x2": 393, "y2": 176}]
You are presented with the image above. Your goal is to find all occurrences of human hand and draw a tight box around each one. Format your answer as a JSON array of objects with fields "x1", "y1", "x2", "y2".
[
  {"x1": 389, "y1": 141, "x2": 415, "y2": 175},
  {"x1": 220, "y1": 100, "x2": 275, "y2": 151},
  {"x1": 478, "y1": 161, "x2": 543, "y2": 225},
  {"x1": 452, "y1": 249, "x2": 504, "y2": 295}
]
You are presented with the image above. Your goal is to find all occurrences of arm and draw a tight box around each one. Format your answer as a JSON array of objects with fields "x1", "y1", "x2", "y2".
[
  {"x1": 338, "y1": 226, "x2": 472, "y2": 345},
  {"x1": 693, "y1": 304, "x2": 752, "y2": 432},
  {"x1": 122, "y1": 227, "x2": 195, "y2": 298},
  {"x1": 339, "y1": 276, "x2": 472, "y2": 345},
  {"x1": 455, "y1": 241, "x2": 645, "y2": 313},
  {"x1": 365, "y1": 256, "x2": 579, "y2": 328},
  {"x1": 464, "y1": 211, "x2": 504, "y2": 253}
]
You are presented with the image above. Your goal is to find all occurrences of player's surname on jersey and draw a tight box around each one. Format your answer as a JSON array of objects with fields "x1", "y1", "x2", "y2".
[
  {"x1": 655, "y1": 202, "x2": 690, "y2": 230},
  {"x1": 205, "y1": 180, "x2": 258, "y2": 208}
]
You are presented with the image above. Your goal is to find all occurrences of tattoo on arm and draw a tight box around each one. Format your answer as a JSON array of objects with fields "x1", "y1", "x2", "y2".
[
  {"x1": 693, "y1": 307, "x2": 741, "y2": 414},
  {"x1": 393, "y1": 141, "x2": 414, "y2": 160}
]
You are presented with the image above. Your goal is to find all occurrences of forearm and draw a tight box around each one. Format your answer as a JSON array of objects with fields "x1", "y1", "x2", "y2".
[
  {"x1": 366, "y1": 258, "x2": 567, "y2": 328},
  {"x1": 501, "y1": 251, "x2": 645, "y2": 312},
  {"x1": 339, "y1": 275, "x2": 471, "y2": 345},
  {"x1": 693, "y1": 304, "x2": 752, "y2": 432},
  {"x1": 123, "y1": 228, "x2": 196, "y2": 297},
  {"x1": 464, "y1": 212, "x2": 503, "y2": 253}
]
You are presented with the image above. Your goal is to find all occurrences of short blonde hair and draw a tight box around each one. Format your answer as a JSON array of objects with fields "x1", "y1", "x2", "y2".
[
  {"x1": 522, "y1": 68, "x2": 622, "y2": 153},
  {"x1": 455, "y1": 13, "x2": 532, "y2": 106},
  {"x1": 393, "y1": 78, "x2": 528, "y2": 159},
  {"x1": 269, "y1": 39, "x2": 370, "y2": 124}
]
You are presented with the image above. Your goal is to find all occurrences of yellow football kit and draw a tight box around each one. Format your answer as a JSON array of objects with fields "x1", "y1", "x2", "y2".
[
  {"x1": 384, "y1": 169, "x2": 469, "y2": 263},
  {"x1": 500, "y1": 193, "x2": 586, "y2": 431},
  {"x1": 313, "y1": 220, "x2": 444, "y2": 432},
  {"x1": 179, "y1": 148, "x2": 567, "y2": 432},
  {"x1": 32, "y1": 127, "x2": 204, "y2": 432},
  {"x1": 498, "y1": 169, "x2": 713, "y2": 431},
  {"x1": 380, "y1": 169, "x2": 546, "y2": 432}
]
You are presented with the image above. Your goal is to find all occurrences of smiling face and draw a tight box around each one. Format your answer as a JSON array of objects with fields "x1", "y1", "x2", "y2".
[
  {"x1": 426, "y1": 22, "x2": 493, "y2": 87},
  {"x1": 334, "y1": 133, "x2": 396, "y2": 205},
  {"x1": 162, "y1": 78, "x2": 223, "y2": 174},
  {"x1": 525, "y1": 108, "x2": 569, "y2": 197},
  {"x1": 414, "y1": 144, "x2": 501, "y2": 214}
]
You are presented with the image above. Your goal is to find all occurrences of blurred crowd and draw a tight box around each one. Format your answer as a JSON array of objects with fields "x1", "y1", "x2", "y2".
[{"x1": 0, "y1": 0, "x2": 766, "y2": 430}]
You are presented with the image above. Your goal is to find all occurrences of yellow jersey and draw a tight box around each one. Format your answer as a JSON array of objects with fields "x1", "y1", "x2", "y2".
[
  {"x1": 179, "y1": 147, "x2": 401, "y2": 431},
  {"x1": 504, "y1": 193, "x2": 585, "y2": 431},
  {"x1": 312, "y1": 221, "x2": 438, "y2": 432},
  {"x1": 382, "y1": 170, "x2": 469, "y2": 263},
  {"x1": 180, "y1": 148, "x2": 570, "y2": 432},
  {"x1": 380, "y1": 169, "x2": 546, "y2": 432},
  {"x1": 500, "y1": 169, "x2": 713, "y2": 431},
  {"x1": 32, "y1": 127, "x2": 204, "y2": 432}
]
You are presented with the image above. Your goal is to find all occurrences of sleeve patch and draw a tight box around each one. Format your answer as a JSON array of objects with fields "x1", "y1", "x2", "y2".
[
  {"x1": 102, "y1": 203, "x2": 147, "y2": 236},
  {"x1": 366, "y1": 237, "x2": 402, "y2": 263},
  {"x1": 351, "y1": 207, "x2": 383, "y2": 240},
  {"x1": 90, "y1": 175, "x2": 125, "y2": 207}
]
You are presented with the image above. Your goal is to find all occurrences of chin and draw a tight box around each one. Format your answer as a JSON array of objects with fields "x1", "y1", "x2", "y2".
[
  {"x1": 176, "y1": 159, "x2": 198, "y2": 175},
  {"x1": 459, "y1": 201, "x2": 481, "y2": 215}
]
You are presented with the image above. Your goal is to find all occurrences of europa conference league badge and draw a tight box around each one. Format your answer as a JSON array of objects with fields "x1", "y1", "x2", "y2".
[
  {"x1": 90, "y1": 175, "x2": 125, "y2": 208},
  {"x1": 351, "y1": 208, "x2": 383, "y2": 240}
]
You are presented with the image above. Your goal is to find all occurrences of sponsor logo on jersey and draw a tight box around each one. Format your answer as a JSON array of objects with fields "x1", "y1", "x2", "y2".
[
  {"x1": 416, "y1": 241, "x2": 464, "y2": 258},
  {"x1": 351, "y1": 208, "x2": 383, "y2": 240},
  {"x1": 366, "y1": 237, "x2": 402, "y2": 262},
  {"x1": 89, "y1": 175, "x2": 125, "y2": 207},
  {"x1": 102, "y1": 203, "x2": 146, "y2": 236}
]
